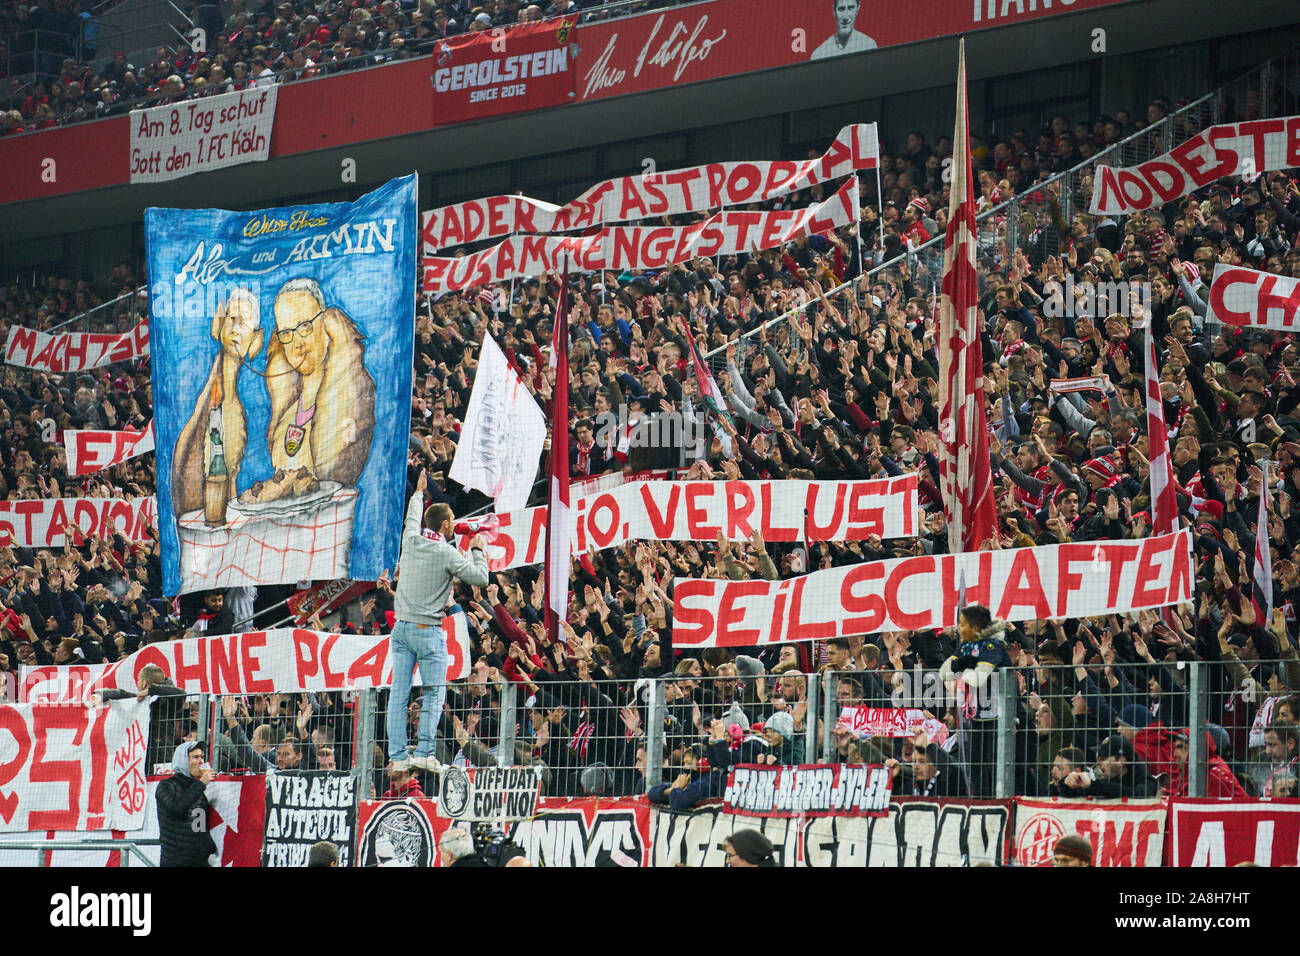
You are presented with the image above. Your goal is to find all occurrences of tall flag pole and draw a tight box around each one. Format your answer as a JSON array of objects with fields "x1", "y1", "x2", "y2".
[
  {"x1": 1144, "y1": 318, "x2": 1187, "y2": 626},
  {"x1": 1253, "y1": 458, "x2": 1274, "y2": 625},
  {"x1": 683, "y1": 324, "x2": 736, "y2": 454},
  {"x1": 937, "y1": 38, "x2": 996, "y2": 555},
  {"x1": 1144, "y1": 318, "x2": 1179, "y2": 535},
  {"x1": 545, "y1": 260, "x2": 572, "y2": 643}
]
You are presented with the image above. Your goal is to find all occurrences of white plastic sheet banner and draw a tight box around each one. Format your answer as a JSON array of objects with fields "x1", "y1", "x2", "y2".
[
  {"x1": 1089, "y1": 115, "x2": 1300, "y2": 215},
  {"x1": 420, "y1": 123, "x2": 878, "y2": 251},
  {"x1": 19, "y1": 621, "x2": 472, "y2": 703},
  {"x1": 421, "y1": 179, "x2": 858, "y2": 291},
  {"x1": 65, "y1": 421, "x2": 155, "y2": 477},
  {"x1": 1206, "y1": 263, "x2": 1300, "y2": 331},
  {"x1": 449, "y1": 334, "x2": 546, "y2": 512},
  {"x1": 0, "y1": 699, "x2": 151, "y2": 832},
  {"x1": 4, "y1": 318, "x2": 149, "y2": 372},
  {"x1": 0, "y1": 496, "x2": 155, "y2": 548},
  {"x1": 455, "y1": 476, "x2": 921, "y2": 572},
  {"x1": 130, "y1": 86, "x2": 277, "y2": 184},
  {"x1": 672, "y1": 529, "x2": 1195, "y2": 647}
]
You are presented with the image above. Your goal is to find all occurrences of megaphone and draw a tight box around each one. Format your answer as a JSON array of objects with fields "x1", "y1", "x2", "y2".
[{"x1": 453, "y1": 512, "x2": 501, "y2": 543}]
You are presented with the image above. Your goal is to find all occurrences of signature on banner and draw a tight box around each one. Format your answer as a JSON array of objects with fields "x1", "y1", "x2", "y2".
[{"x1": 114, "y1": 720, "x2": 148, "y2": 815}]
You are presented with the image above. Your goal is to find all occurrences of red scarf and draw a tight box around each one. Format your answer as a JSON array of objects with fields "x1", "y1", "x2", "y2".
[
  {"x1": 576, "y1": 439, "x2": 594, "y2": 475},
  {"x1": 570, "y1": 718, "x2": 595, "y2": 761},
  {"x1": 1014, "y1": 464, "x2": 1050, "y2": 511}
]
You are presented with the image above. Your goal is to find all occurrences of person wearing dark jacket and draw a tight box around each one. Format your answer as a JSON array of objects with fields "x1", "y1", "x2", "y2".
[
  {"x1": 156, "y1": 741, "x2": 217, "y2": 867},
  {"x1": 1057, "y1": 734, "x2": 1157, "y2": 797},
  {"x1": 647, "y1": 743, "x2": 720, "y2": 810},
  {"x1": 891, "y1": 740, "x2": 966, "y2": 797},
  {"x1": 705, "y1": 717, "x2": 770, "y2": 772}
]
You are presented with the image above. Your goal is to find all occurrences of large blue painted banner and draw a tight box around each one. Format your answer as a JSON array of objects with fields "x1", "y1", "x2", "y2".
[{"x1": 146, "y1": 175, "x2": 417, "y2": 596}]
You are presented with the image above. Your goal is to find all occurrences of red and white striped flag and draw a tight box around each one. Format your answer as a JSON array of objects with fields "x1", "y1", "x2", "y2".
[
  {"x1": 1144, "y1": 320, "x2": 1186, "y2": 627},
  {"x1": 1144, "y1": 319, "x2": 1179, "y2": 535},
  {"x1": 545, "y1": 263, "x2": 572, "y2": 643},
  {"x1": 1253, "y1": 459, "x2": 1273, "y2": 624},
  {"x1": 937, "y1": 39, "x2": 996, "y2": 555}
]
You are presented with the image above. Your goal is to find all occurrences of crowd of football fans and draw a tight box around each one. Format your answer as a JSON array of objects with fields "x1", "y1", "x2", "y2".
[
  {"x1": 0, "y1": 0, "x2": 690, "y2": 133},
  {"x1": 0, "y1": 77, "x2": 1299, "y2": 807}
]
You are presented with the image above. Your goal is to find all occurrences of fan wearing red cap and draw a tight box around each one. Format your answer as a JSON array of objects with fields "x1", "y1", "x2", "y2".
[
  {"x1": 901, "y1": 197, "x2": 932, "y2": 244},
  {"x1": 1082, "y1": 457, "x2": 1121, "y2": 490}
]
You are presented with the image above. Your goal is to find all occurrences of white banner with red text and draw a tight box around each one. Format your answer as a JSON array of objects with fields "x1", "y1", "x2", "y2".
[
  {"x1": 421, "y1": 178, "x2": 858, "y2": 291},
  {"x1": 0, "y1": 775, "x2": 266, "y2": 866},
  {"x1": 421, "y1": 124, "x2": 875, "y2": 251},
  {"x1": 0, "y1": 699, "x2": 151, "y2": 833},
  {"x1": 1167, "y1": 799, "x2": 1300, "y2": 866},
  {"x1": 0, "y1": 780, "x2": 263, "y2": 868},
  {"x1": 457, "y1": 476, "x2": 919, "y2": 572},
  {"x1": 838, "y1": 706, "x2": 949, "y2": 744},
  {"x1": 0, "y1": 496, "x2": 155, "y2": 548},
  {"x1": 18, "y1": 620, "x2": 472, "y2": 704},
  {"x1": 1089, "y1": 115, "x2": 1300, "y2": 215},
  {"x1": 64, "y1": 421, "x2": 155, "y2": 477},
  {"x1": 4, "y1": 318, "x2": 150, "y2": 372},
  {"x1": 130, "y1": 86, "x2": 277, "y2": 184},
  {"x1": 672, "y1": 529, "x2": 1194, "y2": 647},
  {"x1": 1206, "y1": 263, "x2": 1300, "y2": 332},
  {"x1": 1013, "y1": 797, "x2": 1166, "y2": 867}
]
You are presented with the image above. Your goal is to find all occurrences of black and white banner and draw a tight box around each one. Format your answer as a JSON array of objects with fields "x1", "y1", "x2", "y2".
[
  {"x1": 438, "y1": 765, "x2": 543, "y2": 822},
  {"x1": 653, "y1": 798, "x2": 1012, "y2": 867},
  {"x1": 261, "y1": 771, "x2": 358, "y2": 867}
]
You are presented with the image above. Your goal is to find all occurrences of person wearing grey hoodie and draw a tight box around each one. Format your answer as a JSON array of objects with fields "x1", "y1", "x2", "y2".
[{"x1": 155, "y1": 740, "x2": 217, "y2": 867}]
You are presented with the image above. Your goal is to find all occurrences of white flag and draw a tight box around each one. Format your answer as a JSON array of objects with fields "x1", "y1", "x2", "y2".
[{"x1": 449, "y1": 334, "x2": 545, "y2": 513}]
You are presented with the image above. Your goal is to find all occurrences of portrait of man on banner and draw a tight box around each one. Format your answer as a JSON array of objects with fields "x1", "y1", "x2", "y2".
[
  {"x1": 145, "y1": 175, "x2": 417, "y2": 596},
  {"x1": 809, "y1": 0, "x2": 877, "y2": 60}
]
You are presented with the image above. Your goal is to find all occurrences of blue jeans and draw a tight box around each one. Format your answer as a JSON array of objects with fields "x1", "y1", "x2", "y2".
[{"x1": 387, "y1": 621, "x2": 448, "y2": 763}]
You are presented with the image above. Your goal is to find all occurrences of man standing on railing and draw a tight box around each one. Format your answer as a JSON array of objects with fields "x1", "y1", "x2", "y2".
[{"x1": 388, "y1": 468, "x2": 489, "y2": 775}]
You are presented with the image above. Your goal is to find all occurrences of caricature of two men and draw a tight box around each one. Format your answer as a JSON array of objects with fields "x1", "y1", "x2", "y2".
[{"x1": 172, "y1": 278, "x2": 376, "y2": 520}]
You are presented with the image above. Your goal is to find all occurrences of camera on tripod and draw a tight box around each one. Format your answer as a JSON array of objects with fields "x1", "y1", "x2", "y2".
[{"x1": 470, "y1": 822, "x2": 526, "y2": 866}]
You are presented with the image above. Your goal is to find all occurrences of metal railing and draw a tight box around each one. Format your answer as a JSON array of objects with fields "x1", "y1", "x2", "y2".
[
  {"x1": 71, "y1": 652, "x2": 1288, "y2": 805},
  {"x1": 1, "y1": 29, "x2": 92, "y2": 82},
  {"x1": 2, "y1": 1, "x2": 684, "y2": 136},
  {"x1": 14, "y1": 648, "x2": 1295, "y2": 850},
  {"x1": 0, "y1": 839, "x2": 158, "y2": 866}
]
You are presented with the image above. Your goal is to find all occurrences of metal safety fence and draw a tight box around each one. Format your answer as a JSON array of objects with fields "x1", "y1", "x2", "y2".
[
  {"x1": 2, "y1": 649, "x2": 1292, "y2": 865},
  {"x1": 236, "y1": 653, "x2": 1300, "y2": 805},
  {"x1": 69, "y1": 655, "x2": 1289, "y2": 806}
]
